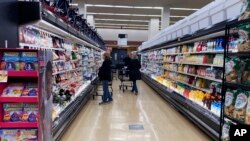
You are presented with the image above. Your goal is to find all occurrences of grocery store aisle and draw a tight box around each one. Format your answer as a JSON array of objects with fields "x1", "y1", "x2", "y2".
[{"x1": 60, "y1": 80, "x2": 209, "y2": 141}]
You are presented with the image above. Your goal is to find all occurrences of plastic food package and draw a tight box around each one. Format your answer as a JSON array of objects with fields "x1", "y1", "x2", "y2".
[
  {"x1": 22, "y1": 83, "x2": 38, "y2": 97},
  {"x1": 20, "y1": 52, "x2": 38, "y2": 71},
  {"x1": 239, "y1": 0, "x2": 250, "y2": 21},
  {"x1": 0, "y1": 129, "x2": 38, "y2": 141},
  {"x1": 3, "y1": 103, "x2": 23, "y2": 122},
  {"x1": 225, "y1": 58, "x2": 243, "y2": 83},
  {"x1": 245, "y1": 95, "x2": 250, "y2": 124},
  {"x1": 19, "y1": 129, "x2": 38, "y2": 141},
  {"x1": 237, "y1": 23, "x2": 250, "y2": 52},
  {"x1": 1, "y1": 52, "x2": 20, "y2": 71},
  {"x1": 221, "y1": 121, "x2": 231, "y2": 141},
  {"x1": 22, "y1": 104, "x2": 38, "y2": 122},
  {"x1": 242, "y1": 59, "x2": 250, "y2": 85},
  {"x1": 0, "y1": 129, "x2": 19, "y2": 141},
  {"x1": 224, "y1": 89, "x2": 237, "y2": 117},
  {"x1": 2, "y1": 84, "x2": 24, "y2": 97},
  {"x1": 53, "y1": 51, "x2": 59, "y2": 61},
  {"x1": 233, "y1": 90, "x2": 249, "y2": 122}
]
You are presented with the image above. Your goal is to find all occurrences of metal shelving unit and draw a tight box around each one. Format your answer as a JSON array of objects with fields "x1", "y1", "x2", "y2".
[
  {"x1": 220, "y1": 18, "x2": 250, "y2": 141},
  {"x1": 138, "y1": 19, "x2": 241, "y2": 141}
]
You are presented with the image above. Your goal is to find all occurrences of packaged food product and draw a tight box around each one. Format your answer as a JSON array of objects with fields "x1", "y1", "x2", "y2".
[
  {"x1": 2, "y1": 52, "x2": 20, "y2": 71},
  {"x1": 237, "y1": 23, "x2": 250, "y2": 52},
  {"x1": 53, "y1": 51, "x2": 60, "y2": 61},
  {"x1": 22, "y1": 104, "x2": 38, "y2": 122},
  {"x1": 22, "y1": 83, "x2": 38, "y2": 97},
  {"x1": 233, "y1": 90, "x2": 249, "y2": 122},
  {"x1": 3, "y1": 103, "x2": 23, "y2": 122},
  {"x1": 2, "y1": 83, "x2": 24, "y2": 97},
  {"x1": 20, "y1": 52, "x2": 38, "y2": 71},
  {"x1": 242, "y1": 59, "x2": 250, "y2": 85},
  {"x1": 221, "y1": 121, "x2": 231, "y2": 141},
  {"x1": 224, "y1": 89, "x2": 237, "y2": 117},
  {"x1": 225, "y1": 58, "x2": 243, "y2": 83},
  {"x1": 239, "y1": 0, "x2": 250, "y2": 21},
  {"x1": 245, "y1": 95, "x2": 250, "y2": 124},
  {"x1": 0, "y1": 129, "x2": 19, "y2": 141},
  {"x1": 19, "y1": 129, "x2": 38, "y2": 141}
]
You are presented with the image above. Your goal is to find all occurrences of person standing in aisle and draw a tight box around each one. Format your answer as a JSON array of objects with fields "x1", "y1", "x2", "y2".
[
  {"x1": 129, "y1": 53, "x2": 141, "y2": 95},
  {"x1": 123, "y1": 53, "x2": 131, "y2": 67},
  {"x1": 98, "y1": 52, "x2": 113, "y2": 104}
]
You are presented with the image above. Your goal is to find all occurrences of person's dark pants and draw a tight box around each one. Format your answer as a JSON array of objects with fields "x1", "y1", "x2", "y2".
[
  {"x1": 102, "y1": 80, "x2": 112, "y2": 102},
  {"x1": 132, "y1": 80, "x2": 138, "y2": 93}
]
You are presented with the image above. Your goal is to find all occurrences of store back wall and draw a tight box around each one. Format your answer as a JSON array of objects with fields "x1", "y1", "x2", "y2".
[{"x1": 97, "y1": 28, "x2": 148, "y2": 42}]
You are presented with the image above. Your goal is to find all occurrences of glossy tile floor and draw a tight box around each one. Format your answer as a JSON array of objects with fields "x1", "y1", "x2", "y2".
[{"x1": 60, "y1": 80, "x2": 210, "y2": 141}]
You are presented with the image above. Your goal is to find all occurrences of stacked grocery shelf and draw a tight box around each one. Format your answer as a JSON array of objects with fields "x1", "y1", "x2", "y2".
[
  {"x1": 140, "y1": 21, "x2": 230, "y2": 140},
  {"x1": 221, "y1": 19, "x2": 250, "y2": 141},
  {"x1": 0, "y1": 49, "x2": 39, "y2": 140}
]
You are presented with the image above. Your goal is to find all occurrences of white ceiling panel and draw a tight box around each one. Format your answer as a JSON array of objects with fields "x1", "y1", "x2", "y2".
[{"x1": 74, "y1": 0, "x2": 213, "y2": 30}]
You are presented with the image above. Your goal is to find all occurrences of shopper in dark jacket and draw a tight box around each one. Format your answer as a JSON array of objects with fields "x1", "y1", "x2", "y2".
[
  {"x1": 123, "y1": 53, "x2": 131, "y2": 67},
  {"x1": 129, "y1": 53, "x2": 141, "y2": 95},
  {"x1": 98, "y1": 52, "x2": 113, "y2": 104}
]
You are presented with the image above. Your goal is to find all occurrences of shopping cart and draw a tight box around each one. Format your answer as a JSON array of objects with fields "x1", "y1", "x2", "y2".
[
  {"x1": 111, "y1": 65, "x2": 117, "y2": 80},
  {"x1": 118, "y1": 68, "x2": 132, "y2": 92}
]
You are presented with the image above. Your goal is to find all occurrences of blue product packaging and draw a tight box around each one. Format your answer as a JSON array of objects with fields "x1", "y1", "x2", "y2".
[
  {"x1": 2, "y1": 52, "x2": 20, "y2": 71},
  {"x1": 20, "y1": 52, "x2": 38, "y2": 71}
]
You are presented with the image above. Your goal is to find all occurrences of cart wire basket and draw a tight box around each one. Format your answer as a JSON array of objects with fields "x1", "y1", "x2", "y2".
[{"x1": 118, "y1": 68, "x2": 132, "y2": 92}]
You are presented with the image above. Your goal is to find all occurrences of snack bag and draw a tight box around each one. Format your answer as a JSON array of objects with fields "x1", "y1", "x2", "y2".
[
  {"x1": 239, "y1": 0, "x2": 250, "y2": 21},
  {"x1": 19, "y1": 129, "x2": 38, "y2": 141},
  {"x1": 20, "y1": 52, "x2": 38, "y2": 71},
  {"x1": 3, "y1": 103, "x2": 23, "y2": 122},
  {"x1": 22, "y1": 83, "x2": 38, "y2": 97},
  {"x1": 233, "y1": 90, "x2": 249, "y2": 122},
  {"x1": 242, "y1": 59, "x2": 250, "y2": 85},
  {"x1": 224, "y1": 89, "x2": 237, "y2": 117},
  {"x1": 225, "y1": 58, "x2": 243, "y2": 83},
  {"x1": 22, "y1": 104, "x2": 38, "y2": 122},
  {"x1": 221, "y1": 121, "x2": 231, "y2": 141},
  {"x1": 0, "y1": 129, "x2": 19, "y2": 141},
  {"x1": 237, "y1": 23, "x2": 250, "y2": 52},
  {"x1": 245, "y1": 95, "x2": 250, "y2": 124},
  {"x1": 2, "y1": 83, "x2": 24, "y2": 97},
  {"x1": 2, "y1": 52, "x2": 20, "y2": 71}
]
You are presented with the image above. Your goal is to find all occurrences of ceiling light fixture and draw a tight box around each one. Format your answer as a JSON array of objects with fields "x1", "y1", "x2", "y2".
[
  {"x1": 170, "y1": 7, "x2": 199, "y2": 11},
  {"x1": 170, "y1": 15, "x2": 186, "y2": 18},
  {"x1": 95, "y1": 18, "x2": 149, "y2": 23},
  {"x1": 95, "y1": 23, "x2": 148, "y2": 27},
  {"x1": 86, "y1": 4, "x2": 199, "y2": 11},
  {"x1": 95, "y1": 25, "x2": 148, "y2": 30},
  {"x1": 86, "y1": 4, "x2": 163, "y2": 9},
  {"x1": 88, "y1": 12, "x2": 161, "y2": 17}
]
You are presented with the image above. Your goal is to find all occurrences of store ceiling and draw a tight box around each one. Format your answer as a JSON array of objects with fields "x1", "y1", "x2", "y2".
[{"x1": 75, "y1": 0, "x2": 213, "y2": 30}]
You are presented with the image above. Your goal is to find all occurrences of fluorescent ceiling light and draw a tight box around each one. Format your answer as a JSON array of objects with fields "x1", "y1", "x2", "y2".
[
  {"x1": 95, "y1": 25, "x2": 148, "y2": 30},
  {"x1": 95, "y1": 18, "x2": 149, "y2": 23},
  {"x1": 170, "y1": 15, "x2": 186, "y2": 18},
  {"x1": 69, "y1": 3, "x2": 79, "y2": 7},
  {"x1": 86, "y1": 4, "x2": 163, "y2": 9},
  {"x1": 88, "y1": 12, "x2": 161, "y2": 17},
  {"x1": 95, "y1": 23, "x2": 148, "y2": 27},
  {"x1": 86, "y1": 4, "x2": 199, "y2": 11},
  {"x1": 170, "y1": 7, "x2": 199, "y2": 11}
]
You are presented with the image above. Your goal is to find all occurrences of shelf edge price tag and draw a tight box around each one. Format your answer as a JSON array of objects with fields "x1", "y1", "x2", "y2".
[{"x1": 0, "y1": 71, "x2": 8, "y2": 82}]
